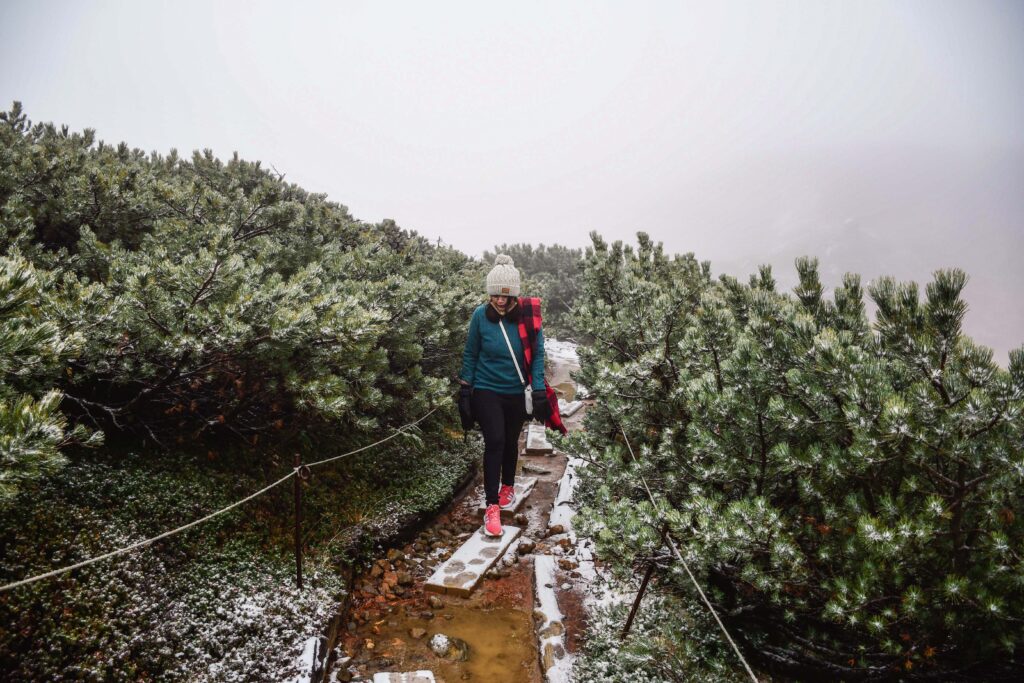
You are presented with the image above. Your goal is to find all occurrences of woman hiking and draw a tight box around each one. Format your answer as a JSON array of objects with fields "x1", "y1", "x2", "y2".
[{"x1": 457, "y1": 254, "x2": 566, "y2": 536}]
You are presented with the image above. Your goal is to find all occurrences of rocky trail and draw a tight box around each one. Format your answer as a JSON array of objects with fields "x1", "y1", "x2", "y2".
[{"x1": 321, "y1": 342, "x2": 603, "y2": 683}]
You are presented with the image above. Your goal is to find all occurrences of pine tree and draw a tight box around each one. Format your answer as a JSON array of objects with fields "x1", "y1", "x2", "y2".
[{"x1": 564, "y1": 233, "x2": 1024, "y2": 679}]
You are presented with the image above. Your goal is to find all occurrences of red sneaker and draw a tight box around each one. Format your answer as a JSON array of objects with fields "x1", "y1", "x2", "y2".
[
  {"x1": 498, "y1": 484, "x2": 516, "y2": 510},
  {"x1": 484, "y1": 504, "x2": 503, "y2": 537}
]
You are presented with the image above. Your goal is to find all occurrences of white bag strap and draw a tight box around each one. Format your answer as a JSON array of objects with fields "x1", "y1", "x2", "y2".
[{"x1": 497, "y1": 318, "x2": 527, "y2": 388}]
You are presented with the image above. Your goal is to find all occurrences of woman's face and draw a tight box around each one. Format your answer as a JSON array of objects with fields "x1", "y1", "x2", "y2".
[{"x1": 490, "y1": 294, "x2": 511, "y2": 313}]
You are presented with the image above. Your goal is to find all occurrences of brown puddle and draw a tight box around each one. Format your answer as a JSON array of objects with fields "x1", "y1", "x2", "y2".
[
  {"x1": 552, "y1": 381, "x2": 576, "y2": 402},
  {"x1": 355, "y1": 602, "x2": 537, "y2": 682}
]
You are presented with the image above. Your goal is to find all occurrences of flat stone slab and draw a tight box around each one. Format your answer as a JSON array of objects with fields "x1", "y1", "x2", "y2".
[
  {"x1": 558, "y1": 398, "x2": 584, "y2": 417},
  {"x1": 525, "y1": 423, "x2": 554, "y2": 454},
  {"x1": 373, "y1": 672, "x2": 435, "y2": 683},
  {"x1": 475, "y1": 477, "x2": 537, "y2": 517},
  {"x1": 424, "y1": 525, "x2": 522, "y2": 597}
]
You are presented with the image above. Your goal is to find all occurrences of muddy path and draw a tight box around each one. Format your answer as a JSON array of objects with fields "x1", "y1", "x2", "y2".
[{"x1": 324, "y1": 345, "x2": 588, "y2": 683}]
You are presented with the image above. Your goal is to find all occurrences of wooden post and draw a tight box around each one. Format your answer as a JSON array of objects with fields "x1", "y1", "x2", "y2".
[{"x1": 294, "y1": 452, "x2": 304, "y2": 590}]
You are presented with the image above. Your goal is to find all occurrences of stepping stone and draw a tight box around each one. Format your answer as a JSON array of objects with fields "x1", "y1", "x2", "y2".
[
  {"x1": 558, "y1": 398, "x2": 584, "y2": 417},
  {"x1": 424, "y1": 525, "x2": 522, "y2": 597},
  {"x1": 475, "y1": 477, "x2": 537, "y2": 518},
  {"x1": 524, "y1": 423, "x2": 554, "y2": 454},
  {"x1": 372, "y1": 672, "x2": 435, "y2": 683}
]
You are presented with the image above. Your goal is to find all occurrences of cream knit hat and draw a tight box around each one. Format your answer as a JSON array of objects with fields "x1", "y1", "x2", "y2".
[{"x1": 486, "y1": 254, "x2": 521, "y2": 296}]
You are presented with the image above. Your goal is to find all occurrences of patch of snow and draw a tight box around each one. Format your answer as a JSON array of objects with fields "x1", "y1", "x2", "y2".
[
  {"x1": 545, "y1": 338, "x2": 579, "y2": 365},
  {"x1": 289, "y1": 635, "x2": 320, "y2": 683},
  {"x1": 535, "y1": 555, "x2": 575, "y2": 683}
]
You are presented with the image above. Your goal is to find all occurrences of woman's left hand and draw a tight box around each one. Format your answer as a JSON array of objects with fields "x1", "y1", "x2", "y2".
[{"x1": 531, "y1": 389, "x2": 551, "y2": 421}]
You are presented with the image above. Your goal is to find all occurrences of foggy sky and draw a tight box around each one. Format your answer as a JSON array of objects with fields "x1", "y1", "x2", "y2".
[{"x1": 2, "y1": 0, "x2": 1022, "y2": 360}]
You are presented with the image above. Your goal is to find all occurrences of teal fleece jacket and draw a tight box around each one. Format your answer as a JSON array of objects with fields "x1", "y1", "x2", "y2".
[{"x1": 460, "y1": 304, "x2": 545, "y2": 394}]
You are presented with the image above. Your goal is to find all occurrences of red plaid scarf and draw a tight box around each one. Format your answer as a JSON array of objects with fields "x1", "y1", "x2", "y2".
[{"x1": 516, "y1": 297, "x2": 567, "y2": 435}]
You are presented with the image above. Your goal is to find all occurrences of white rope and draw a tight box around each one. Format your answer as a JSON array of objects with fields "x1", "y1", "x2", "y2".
[
  {"x1": 0, "y1": 469, "x2": 297, "y2": 593},
  {"x1": 1, "y1": 405, "x2": 443, "y2": 593},
  {"x1": 304, "y1": 405, "x2": 440, "y2": 469},
  {"x1": 620, "y1": 429, "x2": 760, "y2": 683}
]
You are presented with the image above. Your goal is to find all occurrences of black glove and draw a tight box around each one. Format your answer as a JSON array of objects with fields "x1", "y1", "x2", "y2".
[
  {"x1": 458, "y1": 384, "x2": 475, "y2": 430},
  {"x1": 531, "y1": 389, "x2": 551, "y2": 422}
]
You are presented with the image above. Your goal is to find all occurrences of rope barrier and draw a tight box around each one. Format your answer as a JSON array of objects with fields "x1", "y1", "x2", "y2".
[
  {"x1": 620, "y1": 429, "x2": 760, "y2": 683},
  {"x1": 0, "y1": 405, "x2": 442, "y2": 594},
  {"x1": 304, "y1": 405, "x2": 440, "y2": 469},
  {"x1": 0, "y1": 469, "x2": 297, "y2": 593}
]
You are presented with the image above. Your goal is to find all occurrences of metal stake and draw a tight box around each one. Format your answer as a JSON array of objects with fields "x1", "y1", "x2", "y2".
[
  {"x1": 621, "y1": 523, "x2": 669, "y2": 638},
  {"x1": 621, "y1": 560, "x2": 657, "y2": 639},
  {"x1": 294, "y1": 452, "x2": 304, "y2": 590}
]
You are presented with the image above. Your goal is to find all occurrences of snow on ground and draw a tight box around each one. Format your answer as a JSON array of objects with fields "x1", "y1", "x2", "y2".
[
  {"x1": 289, "y1": 636, "x2": 320, "y2": 683},
  {"x1": 535, "y1": 555, "x2": 574, "y2": 683},
  {"x1": 549, "y1": 454, "x2": 630, "y2": 615},
  {"x1": 545, "y1": 338, "x2": 579, "y2": 365}
]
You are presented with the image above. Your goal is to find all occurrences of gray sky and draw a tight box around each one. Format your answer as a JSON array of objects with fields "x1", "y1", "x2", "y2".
[{"x1": 2, "y1": 0, "x2": 1023, "y2": 360}]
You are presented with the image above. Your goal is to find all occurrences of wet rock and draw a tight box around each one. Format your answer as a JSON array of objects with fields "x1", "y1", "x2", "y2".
[
  {"x1": 386, "y1": 548, "x2": 403, "y2": 562},
  {"x1": 547, "y1": 524, "x2": 565, "y2": 537},
  {"x1": 409, "y1": 627, "x2": 427, "y2": 639},
  {"x1": 558, "y1": 558, "x2": 578, "y2": 570},
  {"x1": 334, "y1": 668, "x2": 353, "y2": 682},
  {"x1": 428, "y1": 595, "x2": 443, "y2": 609},
  {"x1": 517, "y1": 538, "x2": 536, "y2": 554},
  {"x1": 540, "y1": 620, "x2": 565, "y2": 638},
  {"x1": 514, "y1": 513, "x2": 529, "y2": 526},
  {"x1": 438, "y1": 528, "x2": 452, "y2": 538},
  {"x1": 431, "y1": 540, "x2": 447, "y2": 550},
  {"x1": 397, "y1": 570, "x2": 414, "y2": 586},
  {"x1": 420, "y1": 610, "x2": 435, "y2": 620},
  {"x1": 375, "y1": 656, "x2": 394, "y2": 667},
  {"x1": 542, "y1": 642, "x2": 555, "y2": 671},
  {"x1": 364, "y1": 638, "x2": 375, "y2": 650},
  {"x1": 369, "y1": 564, "x2": 384, "y2": 578},
  {"x1": 557, "y1": 538, "x2": 573, "y2": 550}
]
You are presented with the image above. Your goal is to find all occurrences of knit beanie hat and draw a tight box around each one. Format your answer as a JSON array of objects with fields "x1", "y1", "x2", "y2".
[{"x1": 486, "y1": 254, "x2": 521, "y2": 296}]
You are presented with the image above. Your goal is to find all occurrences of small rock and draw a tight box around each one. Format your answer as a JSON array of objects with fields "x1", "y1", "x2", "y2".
[
  {"x1": 364, "y1": 638, "x2": 375, "y2": 651},
  {"x1": 421, "y1": 610, "x2": 435, "y2": 620},
  {"x1": 558, "y1": 559, "x2": 578, "y2": 570},
  {"x1": 397, "y1": 571, "x2": 414, "y2": 586},
  {"x1": 369, "y1": 564, "x2": 383, "y2": 578},
  {"x1": 540, "y1": 620, "x2": 565, "y2": 638},
  {"x1": 430, "y1": 633, "x2": 450, "y2": 657},
  {"x1": 517, "y1": 539, "x2": 536, "y2": 554},
  {"x1": 557, "y1": 538, "x2": 572, "y2": 550},
  {"x1": 443, "y1": 613, "x2": 454, "y2": 620},
  {"x1": 428, "y1": 595, "x2": 443, "y2": 609},
  {"x1": 409, "y1": 627, "x2": 427, "y2": 639},
  {"x1": 547, "y1": 524, "x2": 565, "y2": 536},
  {"x1": 386, "y1": 548, "x2": 402, "y2": 561},
  {"x1": 514, "y1": 513, "x2": 528, "y2": 525}
]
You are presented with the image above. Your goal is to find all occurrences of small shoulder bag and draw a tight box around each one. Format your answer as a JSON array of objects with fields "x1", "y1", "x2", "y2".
[{"x1": 497, "y1": 318, "x2": 533, "y2": 415}]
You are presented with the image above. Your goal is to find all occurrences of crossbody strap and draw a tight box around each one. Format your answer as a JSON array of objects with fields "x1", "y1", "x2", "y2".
[{"x1": 497, "y1": 319, "x2": 527, "y2": 388}]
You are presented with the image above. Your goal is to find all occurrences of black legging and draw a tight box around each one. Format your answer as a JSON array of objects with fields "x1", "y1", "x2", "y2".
[{"x1": 472, "y1": 389, "x2": 527, "y2": 505}]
